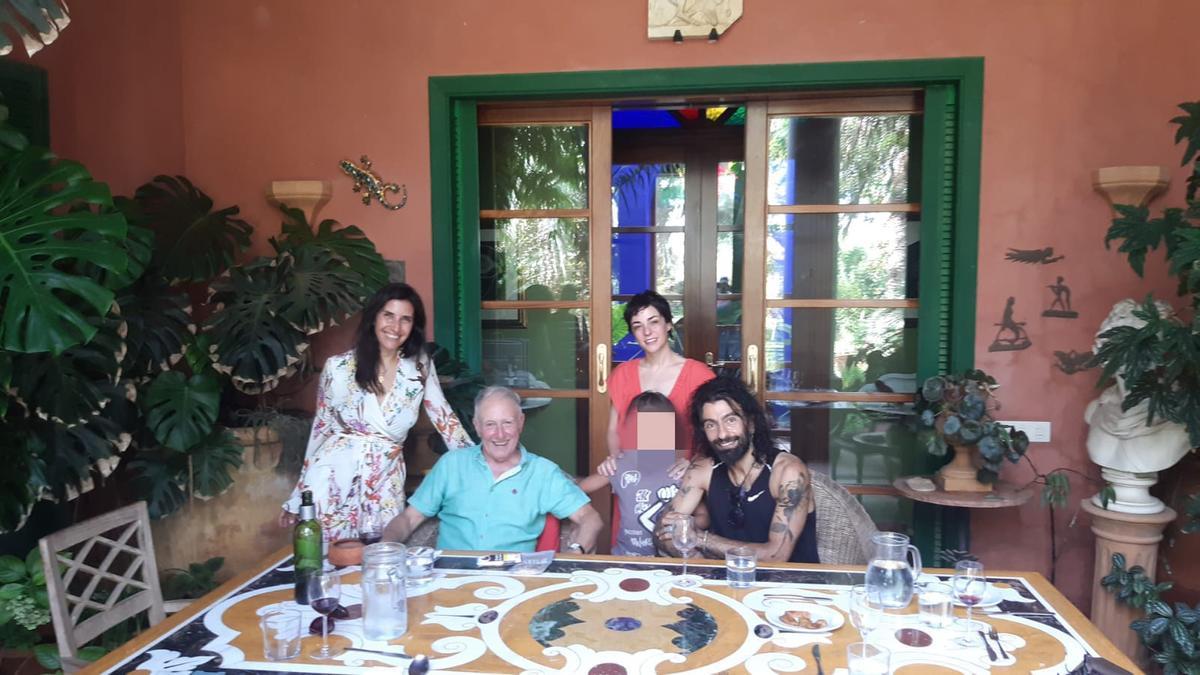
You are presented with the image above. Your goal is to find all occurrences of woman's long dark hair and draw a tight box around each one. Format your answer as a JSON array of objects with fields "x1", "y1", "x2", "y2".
[
  {"x1": 354, "y1": 282, "x2": 427, "y2": 393},
  {"x1": 689, "y1": 375, "x2": 782, "y2": 466}
]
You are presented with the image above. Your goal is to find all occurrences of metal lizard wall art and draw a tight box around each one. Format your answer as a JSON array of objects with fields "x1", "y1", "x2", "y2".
[{"x1": 339, "y1": 155, "x2": 408, "y2": 210}]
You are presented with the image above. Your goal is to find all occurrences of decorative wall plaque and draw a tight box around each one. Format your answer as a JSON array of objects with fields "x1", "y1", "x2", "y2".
[
  {"x1": 989, "y1": 296, "x2": 1032, "y2": 352},
  {"x1": 1053, "y1": 350, "x2": 1094, "y2": 375},
  {"x1": 648, "y1": 0, "x2": 742, "y2": 40},
  {"x1": 1042, "y1": 276, "x2": 1078, "y2": 318},
  {"x1": 1005, "y1": 247, "x2": 1064, "y2": 265}
]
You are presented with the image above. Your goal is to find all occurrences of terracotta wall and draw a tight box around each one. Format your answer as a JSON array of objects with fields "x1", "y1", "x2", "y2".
[{"x1": 26, "y1": 0, "x2": 1200, "y2": 610}]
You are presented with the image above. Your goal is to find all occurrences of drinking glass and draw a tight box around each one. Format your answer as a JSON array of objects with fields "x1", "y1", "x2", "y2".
[
  {"x1": 306, "y1": 571, "x2": 342, "y2": 659},
  {"x1": 725, "y1": 546, "x2": 756, "y2": 589},
  {"x1": 846, "y1": 641, "x2": 891, "y2": 675},
  {"x1": 259, "y1": 609, "x2": 301, "y2": 661},
  {"x1": 951, "y1": 560, "x2": 987, "y2": 647},
  {"x1": 917, "y1": 581, "x2": 954, "y2": 628},
  {"x1": 674, "y1": 515, "x2": 700, "y2": 588},
  {"x1": 359, "y1": 510, "x2": 382, "y2": 545},
  {"x1": 847, "y1": 584, "x2": 881, "y2": 640}
]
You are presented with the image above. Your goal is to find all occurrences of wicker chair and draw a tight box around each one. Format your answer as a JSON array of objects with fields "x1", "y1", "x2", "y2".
[
  {"x1": 39, "y1": 502, "x2": 166, "y2": 673},
  {"x1": 811, "y1": 471, "x2": 878, "y2": 565}
]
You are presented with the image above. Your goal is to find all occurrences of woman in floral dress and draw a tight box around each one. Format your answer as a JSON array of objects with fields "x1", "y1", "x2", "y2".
[{"x1": 278, "y1": 283, "x2": 473, "y2": 541}]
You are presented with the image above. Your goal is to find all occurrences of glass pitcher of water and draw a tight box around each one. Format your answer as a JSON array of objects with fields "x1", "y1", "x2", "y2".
[
  {"x1": 361, "y1": 542, "x2": 408, "y2": 641},
  {"x1": 864, "y1": 532, "x2": 922, "y2": 608}
]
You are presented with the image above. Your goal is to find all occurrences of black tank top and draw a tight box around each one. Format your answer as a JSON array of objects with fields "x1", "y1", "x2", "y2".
[{"x1": 707, "y1": 460, "x2": 820, "y2": 564}]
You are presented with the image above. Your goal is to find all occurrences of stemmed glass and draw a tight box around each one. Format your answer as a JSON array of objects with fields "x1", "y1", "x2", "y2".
[
  {"x1": 674, "y1": 515, "x2": 700, "y2": 588},
  {"x1": 359, "y1": 509, "x2": 382, "y2": 545},
  {"x1": 951, "y1": 560, "x2": 987, "y2": 647},
  {"x1": 848, "y1": 584, "x2": 882, "y2": 640},
  {"x1": 307, "y1": 571, "x2": 342, "y2": 659}
]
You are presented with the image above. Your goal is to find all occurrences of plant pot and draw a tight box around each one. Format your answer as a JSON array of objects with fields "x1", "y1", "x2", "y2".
[
  {"x1": 150, "y1": 426, "x2": 300, "y2": 581},
  {"x1": 935, "y1": 445, "x2": 992, "y2": 493}
]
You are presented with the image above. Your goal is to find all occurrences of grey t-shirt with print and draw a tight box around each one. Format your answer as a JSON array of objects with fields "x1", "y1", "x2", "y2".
[{"x1": 610, "y1": 449, "x2": 679, "y2": 556}]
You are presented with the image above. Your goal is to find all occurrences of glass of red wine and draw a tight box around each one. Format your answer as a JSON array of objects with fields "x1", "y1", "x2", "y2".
[
  {"x1": 307, "y1": 571, "x2": 342, "y2": 659},
  {"x1": 359, "y1": 509, "x2": 383, "y2": 545},
  {"x1": 951, "y1": 560, "x2": 987, "y2": 647}
]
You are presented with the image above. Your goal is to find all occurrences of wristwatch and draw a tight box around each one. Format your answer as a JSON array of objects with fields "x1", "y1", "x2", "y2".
[{"x1": 566, "y1": 542, "x2": 584, "y2": 554}]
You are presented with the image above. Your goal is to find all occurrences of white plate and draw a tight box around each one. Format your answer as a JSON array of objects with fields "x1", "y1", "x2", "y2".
[{"x1": 765, "y1": 602, "x2": 845, "y2": 633}]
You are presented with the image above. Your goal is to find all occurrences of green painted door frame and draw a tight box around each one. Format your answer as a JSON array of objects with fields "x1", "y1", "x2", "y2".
[{"x1": 428, "y1": 58, "x2": 984, "y2": 558}]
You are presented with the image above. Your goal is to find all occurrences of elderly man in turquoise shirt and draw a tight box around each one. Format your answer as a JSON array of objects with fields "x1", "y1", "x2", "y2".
[{"x1": 383, "y1": 385, "x2": 602, "y2": 553}]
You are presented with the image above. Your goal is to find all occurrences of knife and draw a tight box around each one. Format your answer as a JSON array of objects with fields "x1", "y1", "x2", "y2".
[
  {"x1": 812, "y1": 644, "x2": 825, "y2": 675},
  {"x1": 978, "y1": 631, "x2": 998, "y2": 661},
  {"x1": 344, "y1": 646, "x2": 414, "y2": 660}
]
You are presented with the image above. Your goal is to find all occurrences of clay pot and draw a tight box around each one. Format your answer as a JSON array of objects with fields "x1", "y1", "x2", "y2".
[{"x1": 329, "y1": 539, "x2": 364, "y2": 567}]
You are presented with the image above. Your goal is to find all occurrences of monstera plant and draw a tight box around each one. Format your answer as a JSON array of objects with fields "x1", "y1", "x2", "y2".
[{"x1": 0, "y1": 107, "x2": 134, "y2": 532}]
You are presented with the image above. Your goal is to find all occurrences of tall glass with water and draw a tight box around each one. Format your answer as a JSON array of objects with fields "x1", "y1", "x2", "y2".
[
  {"x1": 864, "y1": 532, "x2": 922, "y2": 608},
  {"x1": 361, "y1": 542, "x2": 408, "y2": 641}
]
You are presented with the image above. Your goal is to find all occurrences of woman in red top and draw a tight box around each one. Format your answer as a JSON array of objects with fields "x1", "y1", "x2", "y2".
[{"x1": 607, "y1": 291, "x2": 715, "y2": 458}]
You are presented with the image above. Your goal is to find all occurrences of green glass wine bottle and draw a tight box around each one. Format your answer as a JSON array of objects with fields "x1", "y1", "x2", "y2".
[{"x1": 293, "y1": 490, "x2": 322, "y2": 605}]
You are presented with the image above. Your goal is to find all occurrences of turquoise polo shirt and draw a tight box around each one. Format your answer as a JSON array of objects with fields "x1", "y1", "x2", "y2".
[{"x1": 409, "y1": 444, "x2": 589, "y2": 552}]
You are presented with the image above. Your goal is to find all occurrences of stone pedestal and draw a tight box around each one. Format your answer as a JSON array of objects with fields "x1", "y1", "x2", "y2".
[
  {"x1": 1083, "y1": 498, "x2": 1176, "y2": 663},
  {"x1": 266, "y1": 180, "x2": 332, "y2": 221}
]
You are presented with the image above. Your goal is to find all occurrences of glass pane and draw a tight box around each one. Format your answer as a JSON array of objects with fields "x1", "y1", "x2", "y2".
[
  {"x1": 716, "y1": 299, "x2": 741, "y2": 364},
  {"x1": 717, "y1": 231, "x2": 743, "y2": 294},
  {"x1": 767, "y1": 115, "x2": 912, "y2": 205},
  {"x1": 611, "y1": 164, "x2": 685, "y2": 228},
  {"x1": 516, "y1": 398, "x2": 589, "y2": 475},
  {"x1": 611, "y1": 232, "x2": 686, "y2": 297},
  {"x1": 479, "y1": 125, "x2": 588, "y2": 210},
  {"x1": 480, "y1": 218, "x2": 589, "y2": 301},
  {"x1": 482, "y1": 309, "x2": 589, "y2": 389},
  {"x1": 765, "y1": 401, "x2": 917, "y2": 485},
  {"x1": 765, "y1": 308, "x2": 916, "y2": 392},
  {"x1": 611, "y1": 299, "x2": 684, "y2": 365},
  {"x1": 717, "y1": 161, "x2": 744, "y2": 228},
  {"x1": 655, "y1": 232, "x2": 685, "y2": 297},
  {"x1": 766, "y1": 213, "x2": 916, "y2": 300}
]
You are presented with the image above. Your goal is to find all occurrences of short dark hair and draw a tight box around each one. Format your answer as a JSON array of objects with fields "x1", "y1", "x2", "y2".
[
  {"x1": 354, "y1": 283, "x2": 427, "y2": 393},
  {"x1": 622, "y1": 290, "x2": 674, "y2": 334},
  {"x1": 689, "y1": 375, "x2": 781, "y2": 465},
  {"x1": 626, "y1": 390, "x2": 676, "y2": 417}
]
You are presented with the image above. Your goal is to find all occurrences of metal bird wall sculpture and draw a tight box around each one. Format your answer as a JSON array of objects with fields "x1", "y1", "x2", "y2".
[{"x1": 1005, "y1": 247, "x2": 1064, "y2": 265}]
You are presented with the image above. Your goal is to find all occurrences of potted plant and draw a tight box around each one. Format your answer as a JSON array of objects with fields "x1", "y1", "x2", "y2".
[
  {"x1": 1089, "y1": 100, "x2": 1200, "y2": 515},
  {"x1": 914, "y1": 369, "x2": 1031, "y2": 492}
]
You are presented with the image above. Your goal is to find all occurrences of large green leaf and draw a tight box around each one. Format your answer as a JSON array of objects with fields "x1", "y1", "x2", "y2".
[
  {"x1": 129, "y1": 175, "x2": 252, "y2": 283},
  {"x1": 33, "y1": 413, "x2": 129, "y2": 503},
  {"x1": 273, "y1": 205, "x2": 387, "y2": 292},
  {"x1": 8, "y1": 313, "x2": 125, "y2": 425},
  {"x1": 0, "y1": 146, "x2": 128, "y2": 354},
  {"x1": 0, "y1": 0, "x2": 70, "y2": 58},
  {"x1": 143, "y1": 370, "x2": 219, "y2": 451},
  {"x1": 128, "y1": 447, "x2": 187, "y2": 519},
  {"x1": 205, "y1": 261, "x2": 307, "y2": 394},
  {"x1": 117, "y1": 276, "x2": 193, "y2": 381},
  {"x1": 0, "y1": 430, "x2": 39, "y2": 532},
  {"x1": 188, "y1": 427, "x2": 243, "y2": 499},
  {"x1": 273, "y1": 248, "x2": 364, "y2": 334}
]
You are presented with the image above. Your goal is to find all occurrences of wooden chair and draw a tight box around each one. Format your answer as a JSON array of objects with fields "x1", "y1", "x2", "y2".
[
  {"x1": 811, "y1": 471, "x2": 879, "y2": 565},
  {"x1": 39, "y1": 502, "x2": 166, "y2": 672}
]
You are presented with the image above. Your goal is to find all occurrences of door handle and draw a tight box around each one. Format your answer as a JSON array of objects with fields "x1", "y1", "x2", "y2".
[
  {"x1": 745, "y1": 344, "x2": 759, "y2": 394},
  {"x1": 596, "y1": 343, "x2": 608, "y2": 394}
]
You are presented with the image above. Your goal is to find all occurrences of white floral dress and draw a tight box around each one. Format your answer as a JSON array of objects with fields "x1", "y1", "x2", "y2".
[{"x1": 284, "y1": 350, "x2": 473, "y2": 541}]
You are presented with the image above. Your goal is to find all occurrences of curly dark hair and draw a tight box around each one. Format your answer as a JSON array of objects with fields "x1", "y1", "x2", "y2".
[
  {"x1": 689, "y1": 375, "x2": 781, "y2": 466},
  {"x1": 354, "y1": 282, "x2": 427, "y2": 393},
  {"x1": 622, "y1": 290, "x2": 674, "y2": 334}
]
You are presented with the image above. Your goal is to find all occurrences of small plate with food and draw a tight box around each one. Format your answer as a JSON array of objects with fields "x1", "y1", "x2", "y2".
[{"x1": 765, "y1": 602, "x2": 844, "y2": 633}]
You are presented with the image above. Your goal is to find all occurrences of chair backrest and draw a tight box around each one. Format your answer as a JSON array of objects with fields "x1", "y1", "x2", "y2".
[
  {"x1": 811, "y1": 471, "x2": 878, "y2": 565},
  {"x1": 535, "y1": 514, "x2": 560, "y2": 552},
  {"x1": 39, "y1": 502, "x2": 165, "y2": 672}
]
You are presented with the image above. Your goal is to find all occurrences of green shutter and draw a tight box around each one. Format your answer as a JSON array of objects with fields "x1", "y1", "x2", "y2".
[{"x1": 0, "y1": 60, "x2": 48, "y2": 146}]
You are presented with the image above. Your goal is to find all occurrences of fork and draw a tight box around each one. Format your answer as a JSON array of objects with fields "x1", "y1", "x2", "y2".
[{"x1": 988, "y1": 626, "x2": 1010, "y2": 659}]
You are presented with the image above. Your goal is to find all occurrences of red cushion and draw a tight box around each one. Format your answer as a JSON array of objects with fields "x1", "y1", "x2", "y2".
[{"x1": 536, "y1": 514, "x2": 560, "y2": 551}]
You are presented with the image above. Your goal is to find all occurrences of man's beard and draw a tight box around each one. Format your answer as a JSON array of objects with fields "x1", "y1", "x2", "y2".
[{"x1": 710, "y1": 433, "x2": 751, "y2": 465}]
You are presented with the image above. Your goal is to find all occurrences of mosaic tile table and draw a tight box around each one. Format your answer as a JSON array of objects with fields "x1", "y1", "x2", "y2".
[{"x1": 84, "y1": 548, "x2": 1139, "y2": 674}]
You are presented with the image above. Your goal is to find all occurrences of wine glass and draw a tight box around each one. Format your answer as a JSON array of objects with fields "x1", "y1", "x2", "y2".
[
  {"x1": 359, "y1": 509, "x2": 382, "y2": 545},
  {"x1": 951, "y1": 560, "x2": 987, "y2": 647},
  {"x1": 674, "y1": 515, "x2": 700, "y2": 588},
  {"x1": 848, "y1": 584, "x2": 881, "y2": 640},
  {"x1": 307, "y1": 571, "x2": 342, "y2": 659}
]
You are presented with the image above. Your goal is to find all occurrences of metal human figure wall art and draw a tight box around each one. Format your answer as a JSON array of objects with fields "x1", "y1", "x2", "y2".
[
  {"x1": 339, "y1": 155, "x2": 408, "y2": 210},
  {"x1": 1005, "y1": 247, "x2": 1064, "y2": 265},
  {"x1": 1042, "y1": 276, "x2": 1078, "y2": 318},
  {"x1": 989, "y1": 296, "x2": 1032, "y2": 352},
  {"x1": 1053, "y1": 349, "x2": 1094, "y2": 375}
]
